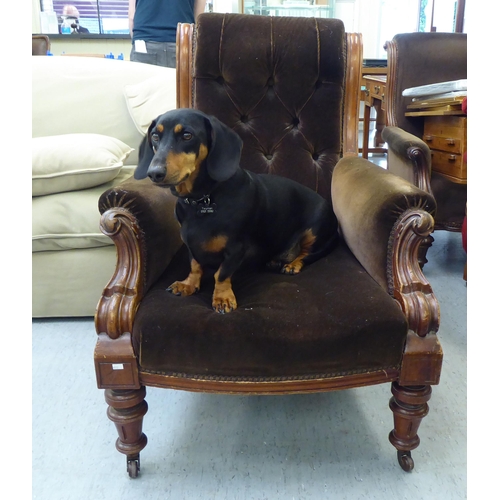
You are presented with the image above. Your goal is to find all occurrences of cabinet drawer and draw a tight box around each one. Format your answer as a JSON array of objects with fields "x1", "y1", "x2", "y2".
[
  {"x1": 366, "y1": 80, "x2": 384, "y2": 98},
  {"x1": 364, "y1": 77, "x2": 386, "y2": 109},
  {"x1": 423, "y1": 134, "x2": 462, "y2": 154},
  {"x1": 423, "y1": 116, "x2": 467, "y2": 155},
  {"x1": 431, "y1": 150, "x2": 467, "y2": 181}
]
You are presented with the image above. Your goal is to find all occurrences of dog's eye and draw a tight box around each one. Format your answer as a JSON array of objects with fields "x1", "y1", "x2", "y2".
[
  {"x1": 182, "y1": 132, "x2": 193, "y2": 141},
  {"x1": 151, "y1": 133, "x2": 160, "y2": 142}
]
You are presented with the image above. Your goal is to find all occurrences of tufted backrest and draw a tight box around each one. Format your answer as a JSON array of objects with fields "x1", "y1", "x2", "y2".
[{"x1": 190, "y1": 13, "x2": 350, "y2": 201}]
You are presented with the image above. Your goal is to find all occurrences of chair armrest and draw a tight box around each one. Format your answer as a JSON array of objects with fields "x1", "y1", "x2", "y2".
[
  {"x1": 95, "y1": 177, "x2": 183, "y2": 339},
  {"x1": 382, "y1": 126, "x2": 432, "y2": 193},
  {"x1": 332, "y1": 157, "x2": 439, "y2": 337}
]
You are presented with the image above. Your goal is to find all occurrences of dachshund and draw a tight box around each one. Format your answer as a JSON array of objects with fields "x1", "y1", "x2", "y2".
[{"x1": 135, "y1": 109, "x2": 338, "y2": 313}]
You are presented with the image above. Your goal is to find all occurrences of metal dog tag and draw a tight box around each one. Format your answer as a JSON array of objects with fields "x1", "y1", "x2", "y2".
[{"x1": 197, "y1": 203, "x2": 217, "y2": 215}]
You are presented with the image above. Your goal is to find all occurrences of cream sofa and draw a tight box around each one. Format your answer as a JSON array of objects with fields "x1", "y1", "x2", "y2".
[{"x1": 32, "y1": 56, "x2": 176, "y2": 317}]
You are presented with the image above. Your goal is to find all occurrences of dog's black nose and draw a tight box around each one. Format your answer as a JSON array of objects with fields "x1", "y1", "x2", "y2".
[{"x1": 147, "y1": 165, "x2": 166, "y2": 183}]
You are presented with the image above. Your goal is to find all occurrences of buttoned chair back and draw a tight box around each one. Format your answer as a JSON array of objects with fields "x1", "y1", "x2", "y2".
[{"x1": 178, "y1": 14, "x2": 361, "y2": 201}]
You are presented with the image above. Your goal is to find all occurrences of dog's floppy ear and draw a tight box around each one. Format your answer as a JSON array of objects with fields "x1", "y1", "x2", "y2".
[
  {"x1": 204, "y1": 115, "x2": 243, "y2": 182},
  {"x1": 134, "y1": 119, "x2": 157, "y2": 179}
]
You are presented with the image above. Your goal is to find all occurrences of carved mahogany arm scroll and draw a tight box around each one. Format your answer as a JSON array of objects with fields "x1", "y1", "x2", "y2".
[{"x1": 95, "y1": 178, "x2": 183, "y2": 340}]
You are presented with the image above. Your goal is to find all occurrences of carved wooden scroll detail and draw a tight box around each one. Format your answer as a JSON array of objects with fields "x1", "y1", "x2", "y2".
[
  {"x1": 95, "y1": 207, "x2": 145, "y2": 340},
  {"x1": 388, "y1": 208, "x2": 440, "y2": 338},
  {"x1": 407, "y1": 146, "x2": 432, "y2": 195}
]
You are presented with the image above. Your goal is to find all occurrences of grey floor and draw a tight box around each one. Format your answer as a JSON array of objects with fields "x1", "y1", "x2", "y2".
[{"x1": 32, "y1": 213, "x2": 467, "y2": 499}]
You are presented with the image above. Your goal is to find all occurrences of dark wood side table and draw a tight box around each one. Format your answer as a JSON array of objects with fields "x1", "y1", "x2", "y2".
[{"x1": 362, "y1": 74, "x2": 387, "y2": 159}]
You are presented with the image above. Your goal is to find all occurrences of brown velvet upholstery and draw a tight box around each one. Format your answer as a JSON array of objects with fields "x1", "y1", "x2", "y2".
[
  {"x1": 95, "y1": 14, "x2": 443, "y2": 477},
  {"x1": 192, "y1": 15, "x2": 345, "y2": 201},
  {"x1": 134, "y1": 242, "x2": 407, "y2": 379},
  {"x1": 32, "y1": 35, "x2": 50, "y2": 55},
  {"x1": 384, "y1": 32, "x2": 467, "y2": 232}
]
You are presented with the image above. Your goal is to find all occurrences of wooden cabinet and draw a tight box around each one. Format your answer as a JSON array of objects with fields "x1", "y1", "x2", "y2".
[{"x1": 423, "y1": 116, "x2": 467, "y2": 183}]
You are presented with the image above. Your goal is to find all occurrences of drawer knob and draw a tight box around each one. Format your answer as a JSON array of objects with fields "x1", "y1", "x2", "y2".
[
  {"x1": 446, "y1": 138, "x2": 456, "y2": 145},
  {"x1": 424, "y1": 135, "x2": 433, "y2": 142},
  {"x1": 447, "y1": 155, "x2": 457, "y2": 162},
  {"x1": 374, "y1": 85, "x2": 380, "y2": 94}
]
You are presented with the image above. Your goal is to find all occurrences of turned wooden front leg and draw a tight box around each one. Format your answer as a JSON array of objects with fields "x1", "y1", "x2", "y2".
[
  {"x1": 389, "y1": 383, "x2": 432, "y2": 472},
  {"x1": 105, "y1": 387, "x2": 148, "y2": 477}
]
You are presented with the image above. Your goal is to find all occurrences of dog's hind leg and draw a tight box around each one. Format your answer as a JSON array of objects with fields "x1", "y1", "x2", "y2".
[
  {"x1": 280, "y1": 229, "x2": 317, "y2": 275},
  {"x1": 167, "y1": 259, "x2": 203, "y2": 296}
]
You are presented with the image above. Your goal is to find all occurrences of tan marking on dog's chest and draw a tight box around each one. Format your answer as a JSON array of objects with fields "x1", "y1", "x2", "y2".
[{"x1": 202, "y1": 235, "x2": 228, "y2": 253}]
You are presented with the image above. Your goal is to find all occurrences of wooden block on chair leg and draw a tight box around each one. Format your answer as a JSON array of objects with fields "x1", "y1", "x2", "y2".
[
  {"x1": 94, "y1": 332, "x2": 140, "y2": 389},
  {"x1": 399, "y1": 331, "x2": 443, "y2": 386}
]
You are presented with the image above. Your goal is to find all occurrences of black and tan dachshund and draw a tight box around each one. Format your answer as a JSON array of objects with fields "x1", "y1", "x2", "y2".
[{"x1": 135, "y1": 109, "x2": 338, "y2": 313}]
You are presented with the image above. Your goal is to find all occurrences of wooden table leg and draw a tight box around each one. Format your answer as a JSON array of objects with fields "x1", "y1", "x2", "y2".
[{"x1": 362, "y1": 102, "x2": 370, "y2": 158}]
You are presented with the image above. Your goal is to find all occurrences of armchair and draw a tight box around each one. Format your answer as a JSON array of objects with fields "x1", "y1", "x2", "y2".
[
  {"x1": 94, "y1": 14, "x2": 442, "y2": 478},
  {"x1": 383, "y1": 32, "x2": 467, "y2": 263},
  {"x1": 32, "y1": 34, "x2": 50, "y2": 55}
]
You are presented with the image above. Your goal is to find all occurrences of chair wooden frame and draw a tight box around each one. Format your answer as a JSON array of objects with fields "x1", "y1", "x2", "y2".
[{"x1": 94, "y1": 22, "x2": 442, "y2": 478}]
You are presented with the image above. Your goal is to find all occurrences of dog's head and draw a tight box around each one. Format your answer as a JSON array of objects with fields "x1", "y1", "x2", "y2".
[{"x1": 134, "y1": 109, "x2": 243, "y2": 196}]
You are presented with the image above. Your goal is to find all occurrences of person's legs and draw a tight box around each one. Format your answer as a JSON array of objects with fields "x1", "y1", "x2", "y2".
[{"x1": 130, "y1": 41, "x2": 176, "y2": 68}]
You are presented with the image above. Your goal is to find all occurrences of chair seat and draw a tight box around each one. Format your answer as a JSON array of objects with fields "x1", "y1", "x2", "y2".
[{"x1": 133, "y1": 242, "x2": 407, "y2": 381}]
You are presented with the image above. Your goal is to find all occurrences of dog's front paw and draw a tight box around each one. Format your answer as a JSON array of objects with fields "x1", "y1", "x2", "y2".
[
  {"x1": 281, "y1": 261, "x2": 304, "y2": 275},
  {"x1": 212, "y1": 290, "x2": 237, "y2": 314},
  {"x1": 167, "y1": 281, "x2": 199, "y2": 297}
]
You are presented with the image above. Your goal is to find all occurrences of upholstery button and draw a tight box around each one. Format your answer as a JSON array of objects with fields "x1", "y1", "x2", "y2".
[
  {"x1": 267, "y1": 77, "x2": 274, "y2": 87},
  {"x1": 291, "y1": 117, "x2": 300, "y2": 127},
  {"x1": 312, "y1": 153, "x2": 319, "y2": 161},
  {"x1": 240, "y1": 115, "x2": 248, "y2": 123},
  {"x1": 265, "y1": 154, "x2": 273, "y2": 160},
  {"x1": 216, "y1": 76, "x2": 224, "y2": 85}
]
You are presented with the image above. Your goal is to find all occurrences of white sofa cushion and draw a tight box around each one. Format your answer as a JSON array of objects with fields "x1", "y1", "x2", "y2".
[
  {"x1": 32, "y1": 134, "x2": 133, "y2": 196},
  {"x1": 124, "y1": 72, "x2": 177, "y2": 136},
  {"x1": 32, "y1": 166, "x2": 134, "y2": 252},
  {"x1": 32, "y1": 57, "x2": 177, "y2": 166}
]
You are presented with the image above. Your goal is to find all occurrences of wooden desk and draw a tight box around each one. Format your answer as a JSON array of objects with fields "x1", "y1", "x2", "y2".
[{"x1": 362, "y1": 74, "x2": 387, "y2": 158}]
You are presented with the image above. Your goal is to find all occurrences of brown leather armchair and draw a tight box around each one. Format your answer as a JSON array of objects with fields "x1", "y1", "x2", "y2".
[
  {"x1": 32, "y1": 35, "x2": 50, "y2": 55},
  {"x1": 94, "y1": 14, "x2": 442, "y2": 478},
  {"x1": 383, "y1": 32, "x2": 467, "y2": 263}
]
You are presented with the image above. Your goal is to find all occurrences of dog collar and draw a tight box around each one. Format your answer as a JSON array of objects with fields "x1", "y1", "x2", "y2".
[{"x1": 183, "y1": 194, "x2": 217, "y2": 215}]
